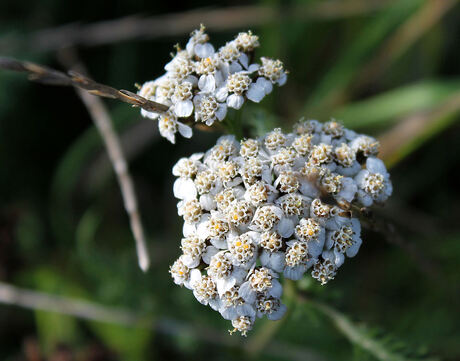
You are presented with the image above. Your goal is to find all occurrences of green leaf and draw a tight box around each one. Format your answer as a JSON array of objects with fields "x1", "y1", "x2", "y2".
[
  {"x1": 30, "y1": 269, "x2": 82, "y2": 355},
  {"x1": 90, "y1": 322, "x2": 153, "y2": 361},
  {"x1": 303, "y1": 0, "x2": 423, "y2": 114},
  {"x1": 332, "y1": 79, "x2": 460, "y2": 129},
  {"x1": 306, "y1": 298, "x2": 440, "y2": 361}
]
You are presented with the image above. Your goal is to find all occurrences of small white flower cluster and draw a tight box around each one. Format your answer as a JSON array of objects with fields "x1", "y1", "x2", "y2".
[
  {"x1": 138, "y1": 25, "x2": 287, "y2": 143},
  {"x1": 169, "y1": 120, "x2": 392, "y2": 335}
]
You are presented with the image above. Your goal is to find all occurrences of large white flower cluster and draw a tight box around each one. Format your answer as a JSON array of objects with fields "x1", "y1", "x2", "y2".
[
  {"x1": 169, "y1": 119, "x2": 392, "y2": 335},
  {"x1": 138, "y1": 25, "x2": 287, "y2": 143}
]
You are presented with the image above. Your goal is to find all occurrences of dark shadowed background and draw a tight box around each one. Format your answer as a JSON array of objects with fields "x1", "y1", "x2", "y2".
[{"x1": 1, "y1": 0, "x2": 460, "y2": 360}]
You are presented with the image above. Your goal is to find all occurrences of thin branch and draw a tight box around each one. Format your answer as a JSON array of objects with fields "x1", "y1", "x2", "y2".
[
  {"x1": 0, "y1": 281, "x2": 325, "y2": 361},
  {"x1": 0, "y1": 56, "x2": 169, "y2": 114},
  {"x1": 0, "y1": 1, "x2": 392, "y2": 53},
  {"x1": 56, "y1": 50, "x2": 151, "y2": 272}
]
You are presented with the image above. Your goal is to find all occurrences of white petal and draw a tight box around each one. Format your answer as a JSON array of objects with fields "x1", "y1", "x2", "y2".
[
  {"x1": 199, "y1": 193, "x2": 216, "y2": 211},
  {"x1": 221, "y1": 307, "x2": 238, "y2": 320},
  {"x1": 189, "y1": 269, "x2": 202, "y2": 287},
  {"x1": 256, "y1": 77, "x2": 273, "y2": 95},
  {"x1": 268, "y1": 279, "x2": 283, "y2": 298},
  {"x1": 177, "y1": 122, "x2": 193, "y2": 139},
  {"x1": 238, "y1": 304, "x2": 256, "y2": 318},
  {"x1": 141, "y1": 109, "x2": 160, "y2": 120},
  {"x1": 215, "y1": 86, "x2": 229, "y2": 102},
  {"x1": 277, "y1": 73, "x2": 287, "y2": 86},
  {"x1": 182, "y1": 254, "x2": 200, "y2": 268},
  {"x1": 229, "y1": 61, "x2": 243, "y2": 73},
  {"x1": 247, "y1": 63, "x2": 260, "y2": 73},
  {"x1": 238, "y1": 53, "x2": 249, "y2": 69},
  {"x1": 173, "y1": 178, "x2": 197, "y2": 200},
  {"x1": 195, "y1": 43, "x2": 215, "y2": 58},
  {"x1": 269, "y1": 252, "x2": 285, "y2": 273},
  {"x1": 184, "y1": 75, "x2": 198, "y2": 86},
  {"x1": 366, "y1": 157, "x2": 387, "y2": 175},
  {"x1": 354, "y1": 170, "x2": 369, "y2": 187},
  {"x1": 210, "y1": 237, "x2": 228, "y2": 249},
  {"x1": 333, "y1": 250, "x2": 345, "y2": 267},
  {"x1": 276, "y1": 217, "x2": 294, "y2": 238},
  {"x1": 227, "y1": 94, "x2": 244, "y2": 109},
  {"x1": 267, "y1": 304, "x2": 287, "y2": 321},
  {"x1": 246, "y1": 83, "x2": 265, "y2": 103},
  {"x1": 202, "y1": 245, "x2": 219, "y2": 264},
  {"x1": 191, "y1": 153, "x2": 204, "y2": 161},
  {"x1": 259, "y1": 250, "x2": 271, "y2": 267},
  {"x1": 299, "y1": 180, "x2": 321, "y2": 198},
  {"x1": 238, "y1": 281, "x2": 256, "y2": 303},
  {"x1": 284, "y1": 265, "x2": 305, "y2": 280},
  {"x1": 217, "y1": 277, "x2": 236, "y2": 295},
  {"x1": 336, "y1": 177, "x2": 357, "y2": 202},
  {"x1": 357, "y1": 190, "x2": 373, "y2": 207},
  {"x1": 198, "y1": 74, "x2": 216, "y2": 93},
  {"x1": 182, "y1": 222, "x2": 196, "y2": 237},
  {"x1": 160, "y1": 128, "x2": 176, "y2": 144},
  {"x1": 231, "y1": 267, "x2": 248, "y2": 284},
  {"x1": 174, "y1": 100, "x2": 194, "y2": 117},
  {"x1": 215, "y1": 103, "x2": 227, "y2": 121},
  {"x1": 309, "y1": 236, "x2": 325, "y2": 259}
]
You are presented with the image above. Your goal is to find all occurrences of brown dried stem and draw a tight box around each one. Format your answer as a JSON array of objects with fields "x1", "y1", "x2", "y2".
[
  {"x1": 0, "y1": 1, "x2": 392, "y2": 53},
  {"x1": 0, "y1": 56, "x2": 169, "y2": 114},
  {"x1": 0, "y1": 281, "x2": 325, "y2": 361},
  {"x1": 58, "y1": 50, "x2": 151, "y2": 272}
]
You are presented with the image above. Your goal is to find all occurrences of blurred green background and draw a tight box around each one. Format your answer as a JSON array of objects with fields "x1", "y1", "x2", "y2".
[{"x1": 1, "y1": 0, "x2": 460, "y2": 360}]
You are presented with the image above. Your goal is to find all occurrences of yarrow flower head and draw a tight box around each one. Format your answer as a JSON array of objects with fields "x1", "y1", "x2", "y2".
[
  {"x1": 138, "y1": 25, "x2": 287, "y2": 143},
  {"x1": 169, "y1": 121, "x2": 392, "y2": 335}
]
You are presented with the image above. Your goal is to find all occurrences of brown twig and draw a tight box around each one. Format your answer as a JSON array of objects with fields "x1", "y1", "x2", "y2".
[
  {"x1": 0, "y1": 281, "x2": 325, "y2": 361},
  {"x1": 0, "y1": 1, "x2": 392, "y2": 53},
  {"x1": 0, "y1": 56, "x2": 169, "y2": 114},
  {"x1": 57, "y1": 50, "x2": 151, "y2": 272}
]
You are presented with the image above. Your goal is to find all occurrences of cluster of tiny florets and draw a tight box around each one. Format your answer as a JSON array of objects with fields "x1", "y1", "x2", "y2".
[
  {"x1": 138, "y1": 25, "x2": 287, "y2": 143},
  {"x1": 169, "y1": 120, "x2": 392, "y2": 335}
]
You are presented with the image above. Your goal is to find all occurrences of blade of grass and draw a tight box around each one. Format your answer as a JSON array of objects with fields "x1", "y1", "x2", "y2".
[
  {"x1": 299, "y1": 296, "x2": 439, "y2": 361},
  {"x1": 378, "y1": 92, "x2": 460, "y2": 167},
  {"x1": 332, "y1": 79, "x2": 460, "y2": 129},
  {"x1": 352, "y1": 0, "x2": 459, "y2": 93},
  {"x1": 303, "y1": 0, "x2": 423, "y2": 115}
]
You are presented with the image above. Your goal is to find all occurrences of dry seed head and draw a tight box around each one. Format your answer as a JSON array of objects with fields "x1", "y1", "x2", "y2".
[
  {"x1": 295, "y1": 218, "x2": 321, "y2": 241},
  {"x1": 265, "y1": 128, "x2": 286, "y2": 151},
  {"x1": 240, "y1": 138, "x2": 259, "y2": 158},
  {"x1": 234, "y1": 31, "x2": 260, "y2": 51},
  {"x1": 277, "y1": 171, "x2": 300, "y2": 193},
  {"x1": 182, "y1": 199, "x2": 202, "y2": 223},
  {"x1": 208, "y1": 216, "x2": 230, "y2": 239},
  {"x1": 227, "y1": 73, "x2": 251, "y2": 94},
  {"x1": 260, "y1": 231, "x2": 283, "y2": 252},
  {"x1": 312, "y1": 259, "x2": 337, "y2": 285},
  {"x1": 285, "y1": 241, "x2": 309, "y2": 267},
  {"x1": 258, "y1": 57, "x2": 285, "y2": 83},
  {"x1": 249, "y1": 267, "x2": 273, "y2": 292},
  {"x1": 208, "y1": 252, "x2": 232, "y2": 279},
  {"x1": 230, "y1": 316, "x2": 253, "y2": 336}
]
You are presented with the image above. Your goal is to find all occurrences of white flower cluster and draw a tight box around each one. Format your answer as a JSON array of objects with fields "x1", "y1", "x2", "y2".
[
  {"x1": 138, "y1": 25, "x2": 287, "y2": 143},
  {"x1": 169, "y1": 120, "x2": 392, "y2": 335}
]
